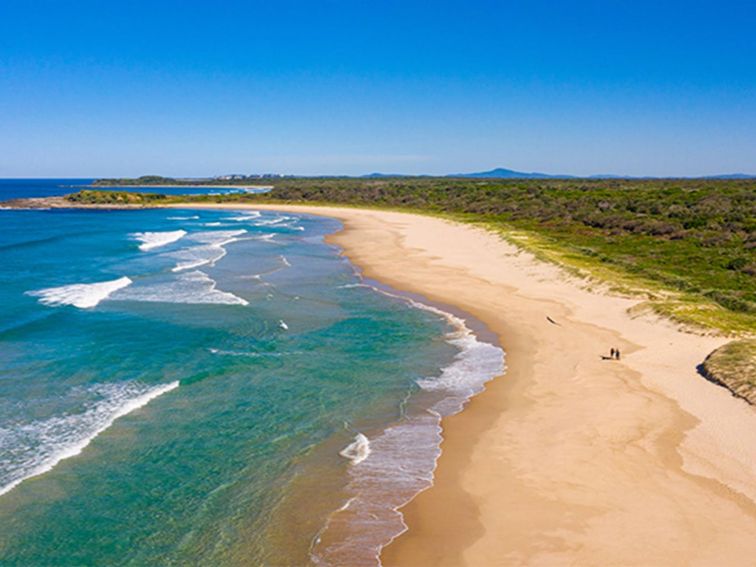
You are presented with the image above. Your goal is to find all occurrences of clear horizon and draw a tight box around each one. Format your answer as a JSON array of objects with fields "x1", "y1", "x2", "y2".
[
  {"x1": 2, "y1": 167, "x2": 756, "y2": 180},
  {"x1": 1, "y1": 1, "x2": 755, "y2": 177}
]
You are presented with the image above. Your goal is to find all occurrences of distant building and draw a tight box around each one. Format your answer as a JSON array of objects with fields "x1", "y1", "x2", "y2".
[
  {"x1": 217, "y1": 174, "x2": 249, "y2": 181},
  {"x1": 215, "y1": 173, "x2": 286, "y2": 180}
]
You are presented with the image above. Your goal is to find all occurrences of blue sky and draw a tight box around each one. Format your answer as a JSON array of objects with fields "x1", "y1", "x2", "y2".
[{"x1": 1, "y1": 0, "x2": 755, "y2": 177}]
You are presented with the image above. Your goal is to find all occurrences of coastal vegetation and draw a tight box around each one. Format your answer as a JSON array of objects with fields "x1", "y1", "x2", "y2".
[
  {"x1": 92, "y1": 175, "x2": 181, "y2": 186},
  {"x1": 68, "y1": 189, "x2": 170, "y2": 204},
  {"x1": 701, "y1": 339, "x2": 756, "y2": 404},
  {"x1": 79, "y1": 177, "x2": 756, "y2": 335}
]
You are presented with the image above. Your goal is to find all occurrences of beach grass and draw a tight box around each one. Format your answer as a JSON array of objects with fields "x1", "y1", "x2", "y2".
[
  {"x1": 701, "y1": 339, "x2": 756, "y2": 403},
  {"x1": 472, "y1": 219, "x2": 756, "y2": 335}
]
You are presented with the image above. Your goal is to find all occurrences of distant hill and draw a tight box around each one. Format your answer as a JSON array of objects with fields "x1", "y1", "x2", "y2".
[
  {"x1": 706, "y1": 173, "x2": 756, "y2": 179},
  {"x1": 448, "y1": 168, "x2": 756, "y2": 180},
  {"x1": 357, "y1": 167, "x2": 573, "y2": 179},
  {"x1": 94, "y1": 169, "x2": 756, "y2": 184},
  {"x1": 359, "y1": 172, "x2": 415, "y2": 178},
  {"x1": 448, "y1": 167, "x2": 573, "y2": 179}
]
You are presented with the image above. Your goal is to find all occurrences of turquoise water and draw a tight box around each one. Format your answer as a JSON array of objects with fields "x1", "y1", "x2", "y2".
[{"x1": 0, "y1": 181, "x2": 504, "y2": 565}]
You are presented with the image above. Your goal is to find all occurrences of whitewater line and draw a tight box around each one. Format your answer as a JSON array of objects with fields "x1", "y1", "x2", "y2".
[{"x1": 0, "y1": 381, "x2": 179, "y2": 497}]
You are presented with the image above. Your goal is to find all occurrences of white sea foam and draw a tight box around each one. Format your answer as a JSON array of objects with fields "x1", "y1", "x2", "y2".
[
  {"x1": 169, "y1": 230, "x2": 246, "y2": 272},
  {"x1": 339, "y1": 433, "x2": 371, "y2": 465},
  {"x1": 28, "y1": 277, "x2": 133, "y2": 309},
  {"x1": 279, "y1": 319, "x2": 289, "y2": 330},
  {"x1": 280, "y1": 255, "x2": 292, "y2": 267},
  {"x1": 132, "y1": 230, "x2": 187, "y2": 251},
  {"x1": 416, "y1": 326, "x2": 505, "y2": 415},
  {"x1": 311, "y1": 285, "x2": 505, "y2": 567},
  {"x1": 114, "y1": 270, "x2": 248, "y2": 306},
  {"x1": 190, "y1": 230, "x2": 247, "y2": 245},
  {"x1": 253, "y1": 216, "x2": 290, "y2": 226},
  {"x1": 167, "y1": 215, "x2": 199, "y2": 220},
  {"x1": 252, "y1": 215, "x2": 306, "y2": 232},
  {"x1": 313, "y1": 413, "x2": 442, "y2": 566},
  {"x1": 228, "y1": 212, "x2": 261, "y2": 221},
  {"x1": 209, "y1": 348, "x2": 296, "y2": 358},
  {"x1": 364, "y1": 287, "x2": 505, "y2": 411},
  {"x1": 0, "y1": 381, "x2": 178, "y2": 497}
]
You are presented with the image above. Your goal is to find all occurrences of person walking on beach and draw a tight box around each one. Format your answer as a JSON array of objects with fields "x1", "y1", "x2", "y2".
[
  {"x1": 610, "y1": 347, "x2": 616, "y2": 359},
  {"x1": 615, "y1": 349, "x2": 621, "y2": 360}
]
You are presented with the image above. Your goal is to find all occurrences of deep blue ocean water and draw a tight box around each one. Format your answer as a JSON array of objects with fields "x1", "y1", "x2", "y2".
[
  {"x1": 0, "y1": 180, "x2": 504, "y2": 565},
  {"x1": 0, "y1": 178, "x2": 268, "y2": 200}
]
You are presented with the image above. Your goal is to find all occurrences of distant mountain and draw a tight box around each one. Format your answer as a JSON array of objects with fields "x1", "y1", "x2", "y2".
[
  {"x1": 588, "y1": 174, "x2": 626, "y2": 179},
  {"x1": 101, "y1": 169, "x2": 756, "y2": 183},
  {"x1": 448, "y1": 168, "x2": 756, "y2": 180},
  {"x1": 704, "y1": 173, "x2": 756, "y2": 179},
  {"x1": 449, "y1": 167, "x2": 574, "y2": 179},
  {"x1": 359, "y1": 172, "x2": 415, "y2": 178}
]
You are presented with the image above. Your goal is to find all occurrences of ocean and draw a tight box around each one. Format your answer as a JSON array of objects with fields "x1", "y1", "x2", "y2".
[{"x1": 0, "y1": 180, "x2": 504, "y2": 565}]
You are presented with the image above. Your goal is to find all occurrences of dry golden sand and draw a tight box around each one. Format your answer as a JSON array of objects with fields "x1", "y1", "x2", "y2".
[{"x1": 176, "y1": 204, "x2": 756, "y2": 566}]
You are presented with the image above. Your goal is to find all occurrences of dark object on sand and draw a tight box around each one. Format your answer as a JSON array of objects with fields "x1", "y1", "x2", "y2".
[{"x1": 546, "y1": 316, "x2": 560, "y2": 326}]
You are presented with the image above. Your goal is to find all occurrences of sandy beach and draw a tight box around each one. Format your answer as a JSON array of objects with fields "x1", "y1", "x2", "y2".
[{"x1": 173, "y1": 204, "x2": 756, "y2": 565}]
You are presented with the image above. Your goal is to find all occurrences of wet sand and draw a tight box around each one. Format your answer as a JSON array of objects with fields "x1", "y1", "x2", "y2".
[{"x1": 177, "y1": 204, "x2": 756, "y2": 566}]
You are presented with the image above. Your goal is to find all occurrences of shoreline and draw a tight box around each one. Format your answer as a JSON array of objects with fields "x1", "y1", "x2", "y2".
[
  {"x1": 175, "y1": 203, "x2": 756, "y2": 565},
  {"x1": 308, "y1": 278, "x2": 505, "y2": 565},
  {"x1": 5, "y1": 199, "x2": 756, "y2": 563}
]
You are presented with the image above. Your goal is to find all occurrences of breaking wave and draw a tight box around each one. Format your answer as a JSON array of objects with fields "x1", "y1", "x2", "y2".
[
  {"x1": 132, "y1": 230, "x2": 187, "y2": 251},
  {"x1": 228, "y1": 212, "x2": 261, "y2": 221},
  {"x1": 28, "y1": 277, "x2": 133, "y2": 309},
  {"x1": 113, "y1": 270, "x2": 248, "y2": 306},
  {"x1": 169, "y1": 230, "x2": 246, "y2": 272},
  {"x1": 0, "y1": 381, "x2": 179, "y2": 496},
  {"x1": 311, "y1": 287, "x2": 505, "y2": 566},
  {"x1": 339, "y1": 433, "x2": 371, "y2": 465}
]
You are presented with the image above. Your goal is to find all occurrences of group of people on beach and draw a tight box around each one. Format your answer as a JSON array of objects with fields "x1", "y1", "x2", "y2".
[{"x1": 609, "y1": 347, "x2": 621, "y2": 360}]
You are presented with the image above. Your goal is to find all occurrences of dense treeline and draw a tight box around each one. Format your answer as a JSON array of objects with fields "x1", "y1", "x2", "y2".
[
  {"x1": 92, "y1": 175, "x2": 180, "y2": 186},
  {"x1": 68, "y1": 177, "x2": 755, "y2": 322},
  {"x1": 265, "y1": 178, "x2": 754, "y2": 237},
  {"x1": 263, "y1": 178, "x2": 756, "y2": 317},
  {"x1": 68, "y1": 190, "x2": 170, "y2": 204}
]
